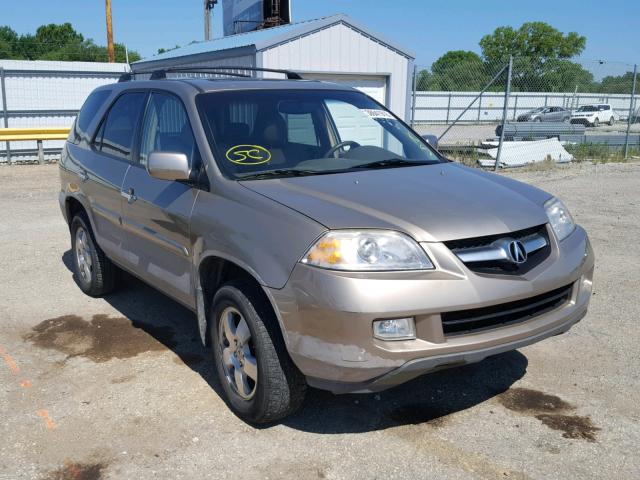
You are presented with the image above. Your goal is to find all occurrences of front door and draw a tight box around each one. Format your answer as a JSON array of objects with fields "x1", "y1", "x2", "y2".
[{"x1": 120, "y1": 91, "x2": 200, "y2": 308}]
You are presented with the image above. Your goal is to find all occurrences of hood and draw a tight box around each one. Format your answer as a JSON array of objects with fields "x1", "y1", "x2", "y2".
[{"x1": 240, "y1": 163, "x2": 551, "y2": 242}]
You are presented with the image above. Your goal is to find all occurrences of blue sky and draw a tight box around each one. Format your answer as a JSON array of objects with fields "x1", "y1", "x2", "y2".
[{"x1": 4, "y1": 0, "x2": 639, "y2": 69}]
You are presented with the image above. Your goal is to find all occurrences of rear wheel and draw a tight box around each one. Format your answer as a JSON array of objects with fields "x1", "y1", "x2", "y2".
[
  {"x1": 609, "y1": 117, "x2": 615, "y2": 126},
  {"x1": 210, "y1": 281, "x2": 306, "y2": 424},
  {"x1": 534, "y1": 117, "x2": 542, "y2": 122},
  {"x1": 70, "y1": 213, "x2": 119, "y2": 297}
]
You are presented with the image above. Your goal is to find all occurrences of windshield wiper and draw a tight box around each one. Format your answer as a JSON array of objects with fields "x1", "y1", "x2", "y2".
[
  {"x1": 350, "y1": 158, "x2": 435, "y2": 170},
  {"x1": 237, "y1": 169, "x2": 320, "y2": 180}
]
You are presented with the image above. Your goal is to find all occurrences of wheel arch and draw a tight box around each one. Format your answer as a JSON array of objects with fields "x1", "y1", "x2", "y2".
[{"x1": 196, "y1": 254, "x2": 289, "y2": 350}]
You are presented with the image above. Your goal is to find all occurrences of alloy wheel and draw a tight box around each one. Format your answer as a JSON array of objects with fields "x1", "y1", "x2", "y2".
[
  {"x1": 218, "y1": 306, "x2": 258, "y2": 399},
  {"x1": 75, "y1": 227, "x2": 93, "y2": 283}
]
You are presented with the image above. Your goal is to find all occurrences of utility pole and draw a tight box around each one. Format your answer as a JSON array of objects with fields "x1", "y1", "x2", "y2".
[
  {"x1": 105, "y1": 0, "x2": 115, "y2": 63},
  {"x1": 204, "y1": 0, "x2": 218, "y2": 41}
]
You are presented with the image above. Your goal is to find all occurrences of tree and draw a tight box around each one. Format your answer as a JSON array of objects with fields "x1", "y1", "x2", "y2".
[
  {"x1": 480, "y1": 22, "x2": 588, "y2": 92},
  {"x1": 599, "y1": 71, "x2": 637, "y2": 94},
  {"x1": 480, "y1": 22, "x2": 586, "y2": 65},
  {"x1": 0, "y1": 26, "x2": 20, "y2": 59},
  {"x1": 430, "y1": 51, "x2": 489, "y2": 90},
  {"x1": 0, "y1": 23, "x2": 140, "y2": 63}
]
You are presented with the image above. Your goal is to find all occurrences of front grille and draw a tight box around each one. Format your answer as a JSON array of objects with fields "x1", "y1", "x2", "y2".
[
  {"x1": 444, "y1": 224, "x2": 551, "y2": 275},
  {"x1": 441, "y1": 284, "x2": 572, "y2": 336}
]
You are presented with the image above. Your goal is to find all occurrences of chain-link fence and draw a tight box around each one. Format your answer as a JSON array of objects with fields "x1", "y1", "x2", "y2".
[
  {"x1": 0, "y1": 60, "x2": 128, "y2": 164},
  {"x1": 411, "y1": 57, "x2": 639, "y2": 168}
]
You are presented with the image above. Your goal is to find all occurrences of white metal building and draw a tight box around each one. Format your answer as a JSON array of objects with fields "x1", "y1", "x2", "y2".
[{"x1": 132, "y1": 14, "x2": 415, "y2": 120}]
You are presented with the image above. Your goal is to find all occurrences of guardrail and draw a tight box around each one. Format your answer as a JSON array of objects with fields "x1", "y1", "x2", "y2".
[{"x1": 0, "y1": 127, "x2": 70, "y2": 164}]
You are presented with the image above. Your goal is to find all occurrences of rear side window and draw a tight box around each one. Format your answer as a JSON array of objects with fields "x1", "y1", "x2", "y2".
[
  {"x1": 72, "y1": 90, "x2": 111, "y2": 143},
  {"x1": 94, "y1": 92, "x2": 146, "y2": 161},
  {"x1": 139, "y1": 92, "x2": 198, "y2": 167}
]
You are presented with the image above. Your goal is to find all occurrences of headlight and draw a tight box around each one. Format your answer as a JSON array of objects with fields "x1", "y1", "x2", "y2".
[
  {"x1": 545, "y1": 197, "x2": 575, "y2": 241},
  {"x1": 301, "y1": 230, "x2": 434, "y2": 271}
]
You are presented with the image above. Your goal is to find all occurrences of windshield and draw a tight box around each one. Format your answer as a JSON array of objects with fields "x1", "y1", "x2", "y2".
[
  {"x1": 197, "y1": 89, "x2": 442, "y2": 179},
  {"x1": 577, "y1": 106, "x2": 597, "y2": 112}
]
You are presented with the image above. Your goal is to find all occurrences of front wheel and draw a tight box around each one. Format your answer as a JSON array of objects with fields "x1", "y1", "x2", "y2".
[
  {"x1": 593, "y1": 118, "x2": 600, "y2": 127},
  {"x1": 210, "y1": 281, "x2": 306, "y2": 424},
  {"x1": 609, "y1": 117, "x2": 615, "y2": 126}
]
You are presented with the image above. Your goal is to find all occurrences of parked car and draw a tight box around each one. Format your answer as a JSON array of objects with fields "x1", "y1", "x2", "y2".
[
  {"x1": 570, "y1": 104, "x2": 617, "y2": 127},
  {"x1": 59, "y1": 69, "x2": 594, "y2": 423},
  {"x1": 517, "y1": 106, "x2": 571, "y2": 123}
]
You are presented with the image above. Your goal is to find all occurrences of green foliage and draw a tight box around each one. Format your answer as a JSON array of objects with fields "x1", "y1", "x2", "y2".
[
  {"x1": 479, "y1": 22, "x2": 586, "y2": 64},
  {"x1": 0, "y1": 23, "x2": 140, "y2": 63},
  {"x1": 599, "y1": 71, "x2": 637, "y2": 94},
  {"x1": 430, "y1": 51, "x2": 489, "y2": 90},
  {"x1": 565, "y1": 143, "x2": 634, "y2": 163},
  {"x1": 417, "y1": 22, "x2": 637, "y2": 95}
]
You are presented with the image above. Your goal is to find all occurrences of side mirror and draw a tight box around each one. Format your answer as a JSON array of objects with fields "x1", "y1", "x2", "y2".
[
  {"x1": 421, "y1": 134, "x2": 438, "y2": 149},
  {"x1": 147, "y1": 151, "x2": 190, "y2": 181}
]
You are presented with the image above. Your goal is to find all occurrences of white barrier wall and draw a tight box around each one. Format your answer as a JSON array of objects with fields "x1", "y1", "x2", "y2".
[{"x1": 412, "y1": 90, "x2": 639, "y2": 124}]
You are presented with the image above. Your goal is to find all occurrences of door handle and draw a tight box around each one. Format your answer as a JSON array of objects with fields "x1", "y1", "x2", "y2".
[{"x1": 121, "y1": 187, "x2": 137, "y2": 203}]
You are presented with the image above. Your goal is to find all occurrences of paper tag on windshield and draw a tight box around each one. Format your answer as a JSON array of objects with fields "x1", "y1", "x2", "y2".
[{"x1": 362, "y1": 109, "x2": 394, "y2": 119}]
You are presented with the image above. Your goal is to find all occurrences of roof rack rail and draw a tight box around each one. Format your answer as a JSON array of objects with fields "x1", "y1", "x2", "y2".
[
  {"x1": 118, "y1": 69, "x2": 250, "y2": 82},
  {"x1": 117, "y1": 66, "x2": 303, "y2": 82},
  {"x1": 147, "y1": 66, "x2": 304, "y2": 80},
  {"x1": 149, "y1": 68, "x2": 252, "y2": 80}
]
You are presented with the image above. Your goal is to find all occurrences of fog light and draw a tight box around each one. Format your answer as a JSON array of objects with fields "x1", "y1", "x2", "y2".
[{"x1": 373, "y1": 318, "x2": 416, "y2": 341}]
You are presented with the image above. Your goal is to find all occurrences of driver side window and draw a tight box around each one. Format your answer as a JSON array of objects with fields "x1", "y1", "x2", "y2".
[{"x1": 139, "y1": 92, "x2": 198, "y2": 167}]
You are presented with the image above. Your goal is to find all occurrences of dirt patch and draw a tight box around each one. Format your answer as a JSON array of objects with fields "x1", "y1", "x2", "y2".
[
  {"x1": 25, "y1": 314, "x2": 176, "y2": 362},
  {"x1": 499, "y1": 388, "x2": 572, "y2": 414},
  {"x1": 110, "y1": 374, "x2": 136, "y2": 384},
  {"x1": 44, "y1": 460, "x2": 106, "y2": 480},
  {"x1": 498, "y1": 388, "x2": 599, "y2": 442},
  {"x1": 535, "y1": 413, "x2": 600, "y2": 442}
]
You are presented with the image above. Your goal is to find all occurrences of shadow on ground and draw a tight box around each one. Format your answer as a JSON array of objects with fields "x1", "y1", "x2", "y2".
[{"x1": 61, "y1": 250, "x2": 528, "y2": 434}]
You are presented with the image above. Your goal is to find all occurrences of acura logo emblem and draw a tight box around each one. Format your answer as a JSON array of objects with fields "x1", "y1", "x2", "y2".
[{"x1": 508, "y1": 240, "x2": 528, "y2": 264}]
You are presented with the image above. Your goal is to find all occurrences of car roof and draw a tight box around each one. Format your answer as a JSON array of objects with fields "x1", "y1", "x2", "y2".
[{"x1": 96, "y1": 78, "x2": 357, "y2": 95}]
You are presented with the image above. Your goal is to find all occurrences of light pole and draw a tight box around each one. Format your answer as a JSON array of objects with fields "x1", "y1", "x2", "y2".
[{"x1": 204, "y1": 0, "x2": 218, "y2": 41}]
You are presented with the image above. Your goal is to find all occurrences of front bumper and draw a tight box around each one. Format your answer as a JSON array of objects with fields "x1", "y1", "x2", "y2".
[
  {"x1": 268, "y1": 226, "x2": 594, "y2": 393},
  {"x1": 570, "y1": 118, "x2": 594, "y2": 126}
]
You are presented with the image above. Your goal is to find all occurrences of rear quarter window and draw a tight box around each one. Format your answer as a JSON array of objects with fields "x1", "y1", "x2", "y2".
[{"x1": 72, "y1": 90, "x2": 111, "y2": 144}]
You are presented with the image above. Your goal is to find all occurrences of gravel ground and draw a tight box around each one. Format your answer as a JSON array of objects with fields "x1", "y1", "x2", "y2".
[{"x1": 0, "y1": 162, "x2": 638, "y2": 480}]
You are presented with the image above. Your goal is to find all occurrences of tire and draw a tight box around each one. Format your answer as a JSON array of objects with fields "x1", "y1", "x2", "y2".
[
  {"x1": 609, "y1": 117, "x2": 615, "y2": 126},
  {"x1": 593, "y1": 118, "x2": 599, "y2": 127},
  {"x1": 70, "y1": 213, "x2": 119, "y2": 297},
  {"x1": 534, "y1": 117, "x2": 542, "y2": 122},
  {"x1": 210, "y1": 280, "x2": 306, "y2": 424}
]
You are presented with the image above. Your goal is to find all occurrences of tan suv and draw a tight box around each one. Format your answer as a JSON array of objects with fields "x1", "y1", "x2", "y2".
[{"x1": 59, "y1": 67, "x2": 594, "y2": 423}]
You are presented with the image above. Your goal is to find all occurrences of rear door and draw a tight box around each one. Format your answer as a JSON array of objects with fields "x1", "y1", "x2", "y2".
[
  {"x1": 76, "y1": 91, "x2": 147, "y2": 264},
  {"x1": 120, "y1": 91, "x2": 200, "y2": 307}
]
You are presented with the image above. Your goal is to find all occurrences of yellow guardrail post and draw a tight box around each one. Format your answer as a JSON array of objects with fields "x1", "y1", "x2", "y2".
[{"x1": 0, "y1": 128, "x2": 71, "y2": 164}]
